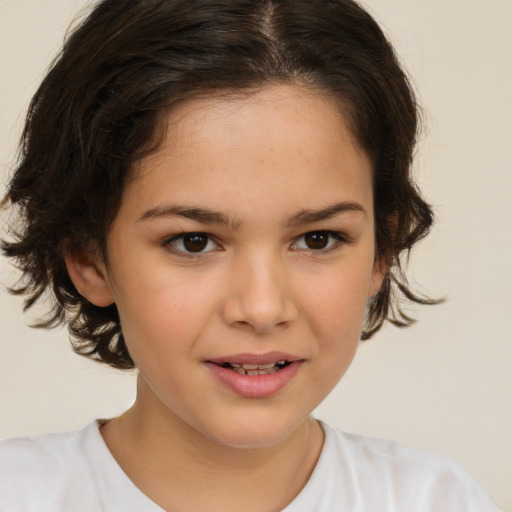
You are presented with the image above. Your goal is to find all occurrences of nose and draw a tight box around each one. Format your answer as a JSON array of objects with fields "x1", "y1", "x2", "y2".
[{"x1": 220, "y1": 253, "x2": 298, "y2": 334}]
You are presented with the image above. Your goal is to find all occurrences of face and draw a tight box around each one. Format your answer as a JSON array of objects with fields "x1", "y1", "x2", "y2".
[{"x1": 92, "y1": 85, "x2": 385, "y2": 448}]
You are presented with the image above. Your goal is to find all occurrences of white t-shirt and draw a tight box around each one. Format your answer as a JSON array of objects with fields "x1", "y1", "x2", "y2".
[{"x1": 0, "y1": 421, "x2": 499, "y2": 512}]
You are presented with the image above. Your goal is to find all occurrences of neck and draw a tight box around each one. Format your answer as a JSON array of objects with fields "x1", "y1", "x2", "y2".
[{"x1": 101, "y1": 376, "x2": 324, "y2": 512}]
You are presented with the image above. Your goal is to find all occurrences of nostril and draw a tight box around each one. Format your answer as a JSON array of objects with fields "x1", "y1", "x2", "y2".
[{"x1": 220, "y1": 282, "x2": 298, "y2": 333}]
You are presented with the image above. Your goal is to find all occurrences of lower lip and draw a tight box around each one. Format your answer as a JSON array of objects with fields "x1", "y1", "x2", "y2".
[{"x1": 205, "y1": 361, "x2": 303, "y2": 399}]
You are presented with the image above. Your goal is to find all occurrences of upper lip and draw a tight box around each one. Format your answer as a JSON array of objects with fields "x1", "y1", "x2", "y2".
[{"x1": 207, "y1": 352, "x2": 302, "y2": 366}]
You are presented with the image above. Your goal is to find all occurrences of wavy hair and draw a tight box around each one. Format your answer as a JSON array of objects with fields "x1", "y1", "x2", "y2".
[{"x1": 2, "y1": 0, "x2": 437, "y2": 369}]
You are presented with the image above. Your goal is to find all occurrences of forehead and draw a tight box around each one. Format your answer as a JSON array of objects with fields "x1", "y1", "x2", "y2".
[
  {"x1": 145, "y1": 85, "x2": 364, "y2": 165},
  {"x1": 121, "y1": 84, "x2": 373, "y2": 223}
]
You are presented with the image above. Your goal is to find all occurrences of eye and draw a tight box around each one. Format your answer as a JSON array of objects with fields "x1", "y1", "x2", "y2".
[
  {"x1": 292, "y1": 231, "x2": 346, "y2": 251},
  {"x1": 164, "y1": 232, "x2": 220, "y2": 254}
]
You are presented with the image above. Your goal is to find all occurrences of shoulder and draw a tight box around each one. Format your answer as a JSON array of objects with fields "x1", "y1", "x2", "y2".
[
  {"x1": 330, "y1": 427, "x2": 461, "y2": 478},
  {"x1": 0, "y1": 424, "x2": 100, "y2": 511},
  {"x1": 0, "y1": 427, "x2": 83, "y2": 470},
  {"x1": 320, "y1": 424, "x2": 499, "y2": 511}
]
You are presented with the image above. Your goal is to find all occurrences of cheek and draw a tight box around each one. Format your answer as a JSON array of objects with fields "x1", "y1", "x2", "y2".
[
  {"x1": 297, "y1": 276, "x2": 366, "y2": 404},
  {"x1": 302, "y1": 265, "x2": 372, "y2": 347},
  {"x1": 110, "y1": 267, "x2": 221, "y2": 359}
]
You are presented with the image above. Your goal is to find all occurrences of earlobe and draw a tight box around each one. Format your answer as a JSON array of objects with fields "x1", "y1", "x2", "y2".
[
  {"x1": 64, "y1": 245, "x2": 115, "y2": 307},
  {"x1": 369, "y1": 257, "x2": 389, "y2": 298}
]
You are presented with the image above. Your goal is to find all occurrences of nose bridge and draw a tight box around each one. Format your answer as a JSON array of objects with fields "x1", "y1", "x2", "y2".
[{"x1": 222, "y1": 248, "x2": 297, "y2": 333}]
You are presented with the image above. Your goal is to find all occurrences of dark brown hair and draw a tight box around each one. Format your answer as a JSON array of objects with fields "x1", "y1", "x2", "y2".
[{"x1": 2, "y1": 0, "x2": 436, "y2": 370}]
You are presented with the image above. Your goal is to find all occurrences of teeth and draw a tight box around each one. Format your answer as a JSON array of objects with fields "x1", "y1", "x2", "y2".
[
  {"x1": 258, "y1": 362, "x2": 278, "y2": 370},
  {"x1": 222, "y1": 360, "x2": 289, "y2": 376},
  {"x1": 242, "y1": 363, "x2": 259, "y2": 370},
  {"x1": 241, "y1": 362, "x2": 278, "y2": 370}
]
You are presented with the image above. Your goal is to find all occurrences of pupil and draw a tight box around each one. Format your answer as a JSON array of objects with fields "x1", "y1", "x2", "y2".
[
  {"x1": 305, "y1": 232, "x2": 328, "y2": 250},
  {"x1": 183, "y1": 235, "x2": 208, "y2": 252}
]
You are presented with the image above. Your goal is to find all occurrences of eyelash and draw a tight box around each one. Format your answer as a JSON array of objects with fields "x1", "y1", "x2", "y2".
[
  {"x1": 162, "y1": 230, "x2": 350, "y2": 257},
  {"x1": 162, "y1": 232, "x2": 220, "y2": 257},
  {"x1": 291, "y1": 231, "x2": 349, "y2": 253}
]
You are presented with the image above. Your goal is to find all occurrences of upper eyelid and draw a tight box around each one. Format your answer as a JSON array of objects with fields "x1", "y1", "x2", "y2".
[
  {"x1": 291, "y1": 230, "x2": 350, "y2": 249},
  {"x1": 294, "y1": 230, "x2": 348, "y2": 240},
  {"x1": 165, "y1": 231, "x2": 214, "y2": 241},
  {"x1": 163, "y1": 232, "x2": 221, "y2": 252},
  {"x1": 161, "y1": 230, "x2": 349, "y2": 251}
]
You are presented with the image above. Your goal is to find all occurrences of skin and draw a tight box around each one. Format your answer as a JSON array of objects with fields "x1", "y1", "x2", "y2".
[{"x1": 66, "y1": 84, "x2": 386, "y2": 511}]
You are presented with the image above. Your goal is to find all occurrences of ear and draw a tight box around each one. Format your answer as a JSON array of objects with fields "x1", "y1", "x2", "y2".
[
  {"x1": 369, "y1": 212, "x2": 397, "y2": 298},
  {"x1": 368, "y1": 256, "x2": 389, "y2": 298},
  {"x1": 64, "y1": 244, "x2": 115, "y2": 307}
]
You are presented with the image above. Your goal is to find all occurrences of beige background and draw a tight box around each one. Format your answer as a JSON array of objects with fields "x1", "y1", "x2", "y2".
[{"x1": 1, "y1": 0, "x2": 511, "y2": 509}]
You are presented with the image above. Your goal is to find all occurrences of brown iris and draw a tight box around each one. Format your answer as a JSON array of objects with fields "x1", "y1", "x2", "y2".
[
  {"x1": 304, "y1": 232, "x2": 330, "y2": 250},
  {"x1": 183, "y1": 234, "x2": 209, "y2": 252}
]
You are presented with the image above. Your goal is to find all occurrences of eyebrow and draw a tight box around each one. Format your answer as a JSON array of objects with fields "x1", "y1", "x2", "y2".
[
  {"x1": 287, "y1": 201, "x2": 367, "y2": 226},
  {"x1": 138, "y1": 205, "x2": 231, "y2": 225},
  {"x1": 138, "y1": 201, "x2": 366, "y2": 227}
]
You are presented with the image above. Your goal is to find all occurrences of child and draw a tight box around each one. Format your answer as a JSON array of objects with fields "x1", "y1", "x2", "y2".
[{"x1": 0, "y1": 0, "x2": 500, "y2": 510}]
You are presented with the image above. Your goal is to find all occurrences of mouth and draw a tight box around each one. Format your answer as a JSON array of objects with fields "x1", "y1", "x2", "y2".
[
  {"x1": 206, "y1": 355, "x2": 303, "y2": 398},
  {"x1": 217, "y1": 360, "x2": 292, "y2": 376}
]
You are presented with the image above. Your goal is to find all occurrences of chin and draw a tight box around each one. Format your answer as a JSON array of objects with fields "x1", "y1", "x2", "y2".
[{"x1": 199, "y1": 411, "x2": 309, "y2": 450}]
